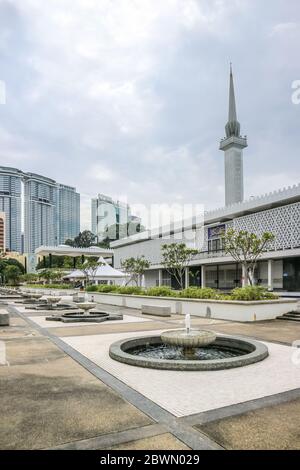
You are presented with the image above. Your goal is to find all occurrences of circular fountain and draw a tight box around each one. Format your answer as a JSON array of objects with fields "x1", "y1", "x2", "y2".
[
  {"x1": 109, "y1": 314, "x2": 268, "y2": 371},
  {"x1": 47, "y1": 293, "x2": 123, "y2": 323},
  {"x1": 45, "y1": 295, "x2": 62, "y2": 309}
]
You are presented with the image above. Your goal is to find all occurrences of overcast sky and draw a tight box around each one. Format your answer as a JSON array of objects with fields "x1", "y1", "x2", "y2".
[{"x1": 0, "y1": 0, "x2": 300, "y2": 230}]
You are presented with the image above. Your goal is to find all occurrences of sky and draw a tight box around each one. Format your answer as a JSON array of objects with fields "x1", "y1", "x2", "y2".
[{"x1": 0, "y1": 0, "x2": 300, "y2": 230}]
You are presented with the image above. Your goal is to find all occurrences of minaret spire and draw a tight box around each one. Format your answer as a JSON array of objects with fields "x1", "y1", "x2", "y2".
[
  {"x1": 220, "y1": 65, "x2": 247, "y2": 206},
  {"x1": 225, "y1": 64, "x2": 240, "y2": 138},
  {"x1": 228, "y1": 64, "x2": 237, "y2": 121}
]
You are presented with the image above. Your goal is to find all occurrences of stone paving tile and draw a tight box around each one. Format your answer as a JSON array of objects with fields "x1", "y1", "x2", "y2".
[
  {"x1": 197, "y1": 398, "x2": 300, "y2": 450},
  {"x1": 0, "y1": 345, "x2": 153, "y2": 449},
  {"x1": 54, "y1": 321, "x2": 172, "y2": 337},
  {"x1": 4, "y1": 336, "x2": 66, "y2": 366},
  {"x1": 0, "y1": 321, "x2": 41, "y2": 339},
  {"x1": 105, "y1": 433, "x2": 190, "y2": 450},
  {"x1": 62, "y1": 330, "x2": 300, "y2": 417},
  {"x1": 7, "y1": 316, "x2": 29, "y2": 327},
  {"x1": 28, "y1": 314, "x2": 150, "y2": 329},
  {"x1": 208, "y1": 320, "x2": 300, "y2": 345}
]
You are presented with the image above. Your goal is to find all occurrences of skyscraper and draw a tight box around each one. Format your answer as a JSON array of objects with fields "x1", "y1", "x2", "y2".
[
  {"x1": 220, "y1": 65, "x2": 247, "y2": 206},
  {"x1": 91, "y1": 194, "x2": 130, "y2": 242},
  {"x1": 23, "y1": 173, "x2": 58, "y2": 254},
  {"x1": 57, "y1": 184, "x2": 80, "y2": 244},
  {"x1": 0, "y1": 166, "x2": 22, "y2": 252},
  {"x1": 0, "y1": 212, "x2": 5, "y2": 252}
]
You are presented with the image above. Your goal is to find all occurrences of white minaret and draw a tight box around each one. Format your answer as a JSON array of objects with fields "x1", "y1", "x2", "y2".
[{"x1": 220, "y1": 65, "x2": 247, "y2": 206}]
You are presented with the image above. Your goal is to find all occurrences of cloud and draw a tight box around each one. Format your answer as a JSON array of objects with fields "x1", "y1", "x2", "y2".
[
  {"x1": 270, "y1": 22, "x2": 298, "y2": 36},
  {"x1": 85, "y1": 163, "x2": 115, "y2": 183},
  {"x1": 0, "y1": 0, "x2": 299, "y2": 231}
]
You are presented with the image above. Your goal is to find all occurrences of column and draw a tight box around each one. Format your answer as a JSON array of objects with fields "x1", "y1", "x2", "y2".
[
  {"x1": 185, "y1": 267, "x2": 189, "y2": 289},
  {"x1": 201, "y1": 265, "x2": 206, "y2": 288},
  {"x1": 267, "y1": 259, "x2": 273, "y2": 291},
  {"x1": 158, "y1": 269, "x2": 162, "y2": 287},
  {"x1": 49, "y1": 253, "x2": 52, "y2": 268}
]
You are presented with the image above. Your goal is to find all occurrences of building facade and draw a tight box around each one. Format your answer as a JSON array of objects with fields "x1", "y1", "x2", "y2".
[
  {"x1": 23, "y1": 173, "x2": 58, "y2": 254},
  {"x1": 91, "y1": 194, "x2": 131, "y2": 242},
  {"x1": 111, "y1": 186, "x2": 300, "y2": 291},
  {"x1": 111, "y1": 69, "x2": 300, "y2": 292},
  {"x1": 0, "y1": 166, "x2": 80, "y2": 265},
  {"x1": 0, "y1": 211, "x2": 5, "y2": 252},
  {"x1": 0, "y1": 166, "x2": 22, "y2": 252},
  {"x1": 57, "y1": 184, "x2": 80, "y2": 244}
]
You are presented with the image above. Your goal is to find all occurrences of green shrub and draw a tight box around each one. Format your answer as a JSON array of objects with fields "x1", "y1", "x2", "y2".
[
  {"x1": 230, "y1": 286, "x2": 278, "y2": 301},
  {"x1": 26, "y1": 284, "x2": 71, "y2": 289},
  {"x1": 116, "y1": 286, "x2": 145, "y2": 295},
  {"x1": 145, "y1": 286, "x2": 178, "y2": 297},
  {"x1": 86, "y1": 285, "x2": 98, "y2": 292},
  {"x1": 180, "y1": 287, "x2": 218, "y2": 299},
  {"x1": 97, "y1": 285, "x2": 119, "y2": 293}
]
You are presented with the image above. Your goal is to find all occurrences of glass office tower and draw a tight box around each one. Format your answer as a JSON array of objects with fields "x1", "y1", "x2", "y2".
[
  {"x1": 57, "y1": 184, "x2": 80, "y2": 244},
  {"x1": 0, "y1": 166, "x2": 22, "y2": 252},
  {"x1": 23, "y1": 173, "x2": 57, "y2": 253}
]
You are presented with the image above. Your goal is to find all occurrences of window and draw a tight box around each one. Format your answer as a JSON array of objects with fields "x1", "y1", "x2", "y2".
[{"x1": 208, "y1": 238, "x2": 224, "y2": 253}]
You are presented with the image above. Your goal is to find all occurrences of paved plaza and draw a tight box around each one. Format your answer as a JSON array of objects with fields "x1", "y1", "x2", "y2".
[{"x1": 1, "y1": 300, "x2": 300, "y2": 450}]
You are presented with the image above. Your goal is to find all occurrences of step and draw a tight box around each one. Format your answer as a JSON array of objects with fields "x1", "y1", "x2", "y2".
[
  {"x1": 282, "y1": 312, "x2": 300, "y2": 318},
  {"x1": 277, "y1": 315, "x2": 300, "y2": 322}
]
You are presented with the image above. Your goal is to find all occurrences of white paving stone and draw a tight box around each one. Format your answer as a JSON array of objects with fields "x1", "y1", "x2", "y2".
[
  {"x1": 28, "y1": 314, "x2": 150, "y2": 328},
  {"x1": 61, "y1": 330, "x2": 300, "y2": 417}
]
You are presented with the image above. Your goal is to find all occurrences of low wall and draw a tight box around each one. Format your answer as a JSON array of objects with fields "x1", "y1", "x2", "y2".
[
  {"x1": 91, "y1": 292, "x2": 298, "y2": 322},
  {"x1": 19, "y1": 287, "x2": 298, "y2": 322}
]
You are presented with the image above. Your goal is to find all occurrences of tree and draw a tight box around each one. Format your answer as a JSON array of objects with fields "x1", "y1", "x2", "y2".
[
  {"x1": 67, "y1": 231, "x2": 96, "y2": 248},
  {"x1": 39, "y1": 269, "x2": 55, "y2": 284},
  {"x1": 21, "y1": 273, "x2": 40, "y2": 284},
  {"x1": 0, "y1": 257, "x2": 25, "y2": 274},
  {"x1": 222, "y1": 229, "x2": 275, "y2": 286},
  {"x1": 121, "y1": 256, "x2": 150, "y2": 286},
  {"x1": 3, "y1": 265, "x2": 22, "y2": 285},
  {"x1": 161, "y1": 243, "x2": 199, "y2": 290},
  {"x1": 77, "y1": 259, "x2": 103, "y2": 285}
]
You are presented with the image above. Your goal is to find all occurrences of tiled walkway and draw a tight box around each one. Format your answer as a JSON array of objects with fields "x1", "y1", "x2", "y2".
[{"x1": 1, "y1": 299, "x2": 300, "y2": 450}]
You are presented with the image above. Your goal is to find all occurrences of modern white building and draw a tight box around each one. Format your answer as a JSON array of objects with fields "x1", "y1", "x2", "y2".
[{"x1": 111, "y1": 69, "x2": 300, "y2": 292}]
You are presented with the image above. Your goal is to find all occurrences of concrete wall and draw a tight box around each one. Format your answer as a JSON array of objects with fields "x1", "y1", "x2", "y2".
[{"x1": 91, "y1": 292, "x2": 297, "y2": 322}]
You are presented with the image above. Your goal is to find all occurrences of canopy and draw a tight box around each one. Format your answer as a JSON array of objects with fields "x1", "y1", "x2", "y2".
[
  {"x1": 35, "y1": 245, "x2": 113, "y2": 258},
  {"x1": 64, "y1": 262, "x2": 127, "y2": 280}
]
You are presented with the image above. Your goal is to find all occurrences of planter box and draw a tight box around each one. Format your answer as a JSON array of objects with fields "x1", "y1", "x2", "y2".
[{"x1": 92, "y1": 292, "x2": 298, "y2": 322}]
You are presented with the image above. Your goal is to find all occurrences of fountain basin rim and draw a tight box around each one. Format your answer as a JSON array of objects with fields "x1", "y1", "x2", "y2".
[
  {"x1": 109, "y1": 335, "x2": 269, "y2": 371},
  {"x1": 161, "y1": 329, "x2": 217, "y2": 348}
]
